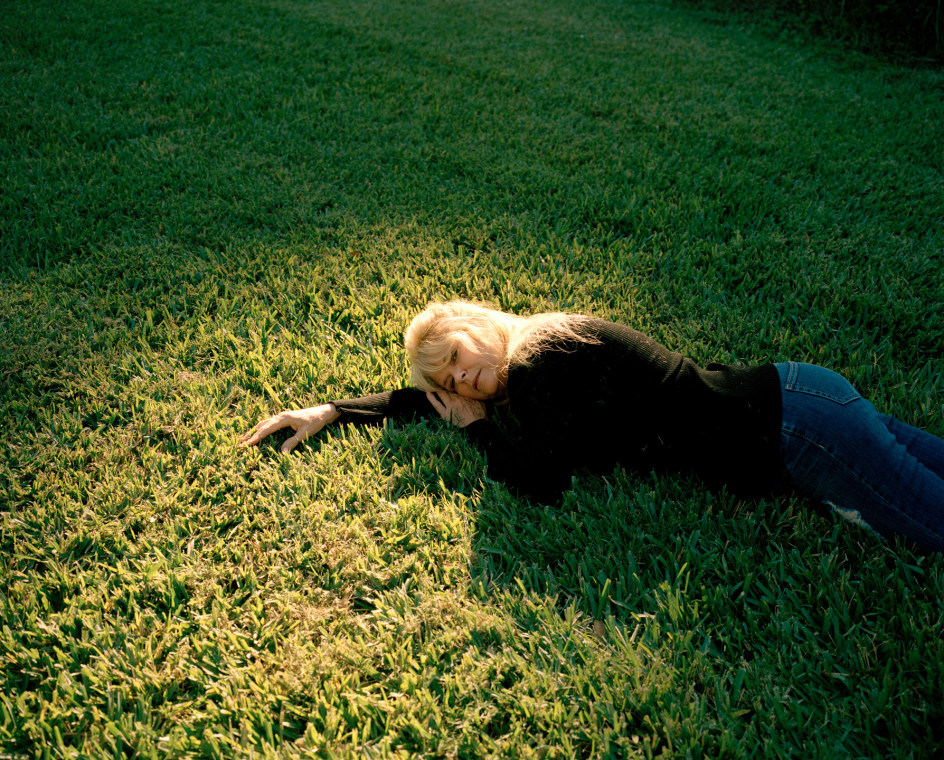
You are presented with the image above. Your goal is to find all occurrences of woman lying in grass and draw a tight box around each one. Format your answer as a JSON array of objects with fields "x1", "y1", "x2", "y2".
[{"x1": 240, "y1": 301, "x2": 944, "y2": 554}]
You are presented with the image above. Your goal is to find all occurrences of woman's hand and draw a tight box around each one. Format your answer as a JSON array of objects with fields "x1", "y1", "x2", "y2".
[
  {"x1": 426, "y1": 391, "x2": 487, "y2": 427},
  {"x1": 238, "y1": 403, "x2": 341, "y2": 453}
]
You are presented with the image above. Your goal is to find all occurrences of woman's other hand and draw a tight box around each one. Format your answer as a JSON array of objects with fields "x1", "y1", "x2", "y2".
[
  {"x1": 238, "y1": 403, "x2": 341, "y2": 453},
  {"x1": 426, "y1": 391, "x2": 487, "y2": 427}
]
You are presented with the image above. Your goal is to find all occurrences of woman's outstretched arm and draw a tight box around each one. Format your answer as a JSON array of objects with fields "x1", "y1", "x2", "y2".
[
  {"x1": 238, "y1": 403, "x2": 341, "y2": 453},
  {"x1": 239, "y1": 388, "x2": 440, "y2": 452}
]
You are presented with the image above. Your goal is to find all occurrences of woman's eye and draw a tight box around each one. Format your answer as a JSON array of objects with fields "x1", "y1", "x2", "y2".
[{"x1": 451, "y1": 350, "x2": 458, "y2": 362}]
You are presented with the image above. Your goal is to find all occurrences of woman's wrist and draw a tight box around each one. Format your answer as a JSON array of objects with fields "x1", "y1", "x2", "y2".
[{"x1": 324, "y1": 402, "x2": 341, "y2": 424}]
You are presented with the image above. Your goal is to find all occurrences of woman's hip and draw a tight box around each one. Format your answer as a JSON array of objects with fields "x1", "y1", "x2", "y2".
[{"x1": 775, "y1": 361, "x2": 944, "y2": 553}]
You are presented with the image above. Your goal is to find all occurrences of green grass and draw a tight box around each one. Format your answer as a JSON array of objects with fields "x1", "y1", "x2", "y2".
[
  {"x1": 2, "y1": 0, "x2": 943, "y2": 757},
  {"x1": 674, "y1": 0, "x2": 944, "y2": 63}
]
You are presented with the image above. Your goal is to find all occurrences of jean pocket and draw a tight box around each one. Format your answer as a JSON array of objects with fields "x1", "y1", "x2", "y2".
[{"x1": 781, "y1": 362, "x2": 862, "y2": 406}]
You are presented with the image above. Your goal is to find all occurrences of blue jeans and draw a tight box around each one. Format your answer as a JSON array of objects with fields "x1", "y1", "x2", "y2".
[{"x1": 776, "y1": 362, "x2": 944, "y2": 554}]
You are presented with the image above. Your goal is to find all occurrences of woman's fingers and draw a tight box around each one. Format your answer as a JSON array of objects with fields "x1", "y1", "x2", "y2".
[
  {"x1": 425, "y1": 391, "x2": 485, "y2": 427},
  {"x1": 278, "y1": 417, "x2": 315, "y2": 453},
  {"x1": 238, "y1": 413, "x2": 290, "y2": 447},
  {"x1": 426, "y1": 391, "x2": 445, "y2": 414},
  {"x1": 281, "y1": 430, "x2": 305, "y2": 454},
  {"x1": 238, "y1": 421, "x2": 265, "y2": 447},
  {"x1": 237, "y1": 420, "x2": 263, "y2": 444},
  {"x1": 426, "y1": 391, "x2": 457, "y2": 423}
]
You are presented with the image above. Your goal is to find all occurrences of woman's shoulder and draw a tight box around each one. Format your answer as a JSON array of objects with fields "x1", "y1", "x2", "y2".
[
  {"x1": 513, "y1": 317, "x2": 675, "y2": 375},
  {"x1": 578, "y1": 317, "x2": 676, "y2": 356}
]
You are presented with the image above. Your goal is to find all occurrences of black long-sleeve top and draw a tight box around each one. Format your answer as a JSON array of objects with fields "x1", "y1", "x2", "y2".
[{"x1": 330, "y1": 319, "x2": 783, "y2": 501}]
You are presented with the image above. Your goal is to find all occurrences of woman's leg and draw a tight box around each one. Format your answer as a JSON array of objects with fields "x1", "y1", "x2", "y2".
[
  {"x1": 776, "y1": 362, "x2": 944, "y2": 554},
  {"x1": 880, "y1": 414, "x2": 944, "y2": 481}
]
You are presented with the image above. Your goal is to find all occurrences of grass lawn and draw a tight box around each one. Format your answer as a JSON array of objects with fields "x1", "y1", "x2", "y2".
[{"x1": 2, "y1": 0, "x2": 943, "y2": 757}]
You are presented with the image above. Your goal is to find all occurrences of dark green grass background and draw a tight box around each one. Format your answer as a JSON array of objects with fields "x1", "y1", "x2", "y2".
[
  {"x1": 2, "y1": 0, "x2": 943, "y2": 757},
  {"x1": 675, "y1": 0, "x2": 944, "y2": 61}
]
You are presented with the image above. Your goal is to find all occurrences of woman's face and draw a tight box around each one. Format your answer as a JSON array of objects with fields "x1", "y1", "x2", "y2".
[{"x1": 430, "y1": 338, "x2": 505, "y2": 400}]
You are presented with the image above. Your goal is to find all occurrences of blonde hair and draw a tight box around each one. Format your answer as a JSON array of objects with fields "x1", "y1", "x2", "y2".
[{"x1": 404, "y1": 300, "x2": 595, "y2": 392}]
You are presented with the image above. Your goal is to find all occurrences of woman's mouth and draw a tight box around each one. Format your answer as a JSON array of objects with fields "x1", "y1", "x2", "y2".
[{"x1": 473, "y1": 370, "x2": 480, "y2": 391}]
